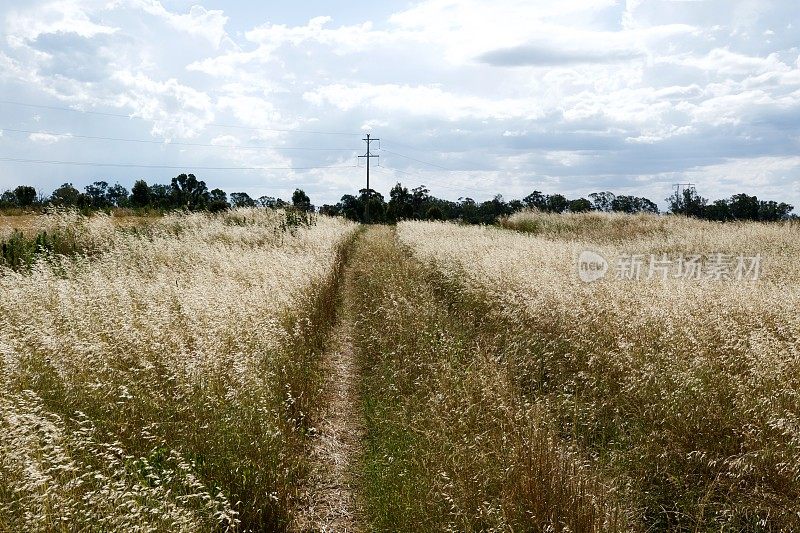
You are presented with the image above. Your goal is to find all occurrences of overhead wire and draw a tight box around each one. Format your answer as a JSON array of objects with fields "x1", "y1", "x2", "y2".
[
  {"x1": 0, "y1": 100, "x2": 362, "y2": 136},
  {"x1": 380, "y1": 148, "x2": 453, "y2": 171},
  {"x1": 374, "y1": 165, "x2": 489, "y2": 195},
  {"x1": 1, "y1": 100, "x2": 509, "y2": 195},
  {"x1": 380, "y1": 146, "x2": 501, "y2": 186},
  {"x1": 0, "y1": 127, "x2": 357, "y2": 151},
  {"x1": 0, "y1": 157, "x2": 357, "y2": 171}
]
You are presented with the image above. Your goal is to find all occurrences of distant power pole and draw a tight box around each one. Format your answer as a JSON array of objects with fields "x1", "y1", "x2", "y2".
[
  {"x1": 672, "y1": 183, "x2": 695, "y2": 213},
  {"x1": 673, "y1": 182, "x2": 695, "y2": 198},
  {"x1": 358, "y1": 133, "x2": 379, "y2": 223}
]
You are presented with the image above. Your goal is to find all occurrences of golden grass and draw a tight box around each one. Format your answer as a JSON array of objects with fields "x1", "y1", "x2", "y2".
[
  {"x1": 351, "y1": 226, "x2": 630, "y2": 531},
  {"x1": 0, "y1": 209, "x2": 356, "y2": 531},
  {"x1": 398, "y1": 213, "x2": 800, "y2": 530},
  {"x1": 5, "y1": 208, "x2": 797, "y2": 531},
  {"x1": 0, "y1": 214, "x2": 39, "y2": 238},
  {"x1": 0, "y1": 210, "x2": 160, "y2": 240}
]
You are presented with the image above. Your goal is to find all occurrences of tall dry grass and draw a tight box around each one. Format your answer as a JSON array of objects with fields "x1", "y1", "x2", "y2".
[
  {"x1": 398, "y1": 213, "x2": 800, "y2": 530},
  {"x1": 350, "y1": 226, "x2": 629, "y2": 531},
  {"x1": 0, "y1": 208, "x2": 356, "y2": 531}
]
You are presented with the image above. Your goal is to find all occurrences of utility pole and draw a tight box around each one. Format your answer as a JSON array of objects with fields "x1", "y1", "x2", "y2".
[
  {"x1": 672, "y1": 183, "x2": 695, "y2": 213},
  {"x1": 673, "y1": 183, "x2": 695, "y2": 197},
  {"x1": 358, "y1": 133, "x2": 379, "y2": 223},
  {"x1": 673, "y1": 182, "x2": 695, "y2": 201}
]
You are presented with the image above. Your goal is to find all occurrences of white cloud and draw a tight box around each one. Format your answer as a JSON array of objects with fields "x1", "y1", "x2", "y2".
[
  {"x1": 661, "y1": 48, "x2": 791, "y2": 76},
  {"x1": 215, "y1": 93, "x2": 292, "y2": 140},
  {"x1": 6, "y1": 0, "x2": 118, "y2": 42},
  {"x1": 28, "y1": 132, "x2": 70, "y2": 143},
  {"x1": 133, "y1": 1, "x2": 229, "y2": 47},
  {"x1": 244, "y1": 16, "x2": 381, "y2": 52},
  {"x1": 187, "y1": 16, "x2": 402, "y2": 77},
  {"x1": 675, "y1": 156, "x2": 800, "y2": 197},
  {"x1": 304, "y1": 83, "x2": 545, "y2": 121},
  {"x1": 111, "y1": 70, "x2": 215, "y2": 139}
]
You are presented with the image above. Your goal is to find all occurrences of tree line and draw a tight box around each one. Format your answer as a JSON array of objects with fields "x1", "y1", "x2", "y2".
[
  {"x1": 0, "y1": 175, "x2": 794, "y2": 223},
  {"x1": 0, "y1": 175, "x2": 313, "y2": 213},
  {"x1": 666, "y1": 187, "x2": 794, "y2": 222},
  {"x1": 321, "y1": 185, "x2": 794, "y2": 223}
]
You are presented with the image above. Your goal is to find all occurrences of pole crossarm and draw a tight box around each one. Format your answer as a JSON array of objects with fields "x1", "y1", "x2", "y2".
[{"x1": 358, "y1": 133, "x2": 379, "y2": 223}]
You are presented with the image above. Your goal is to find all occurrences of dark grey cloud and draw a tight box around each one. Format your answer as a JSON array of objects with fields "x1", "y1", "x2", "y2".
[{"x1": 477, "y1": 43, "x2": 641, "y2": 67}]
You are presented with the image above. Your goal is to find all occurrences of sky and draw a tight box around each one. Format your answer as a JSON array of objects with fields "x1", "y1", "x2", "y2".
[{"x1": 1, "y1": 0, "x2": 799, "y2": 208}]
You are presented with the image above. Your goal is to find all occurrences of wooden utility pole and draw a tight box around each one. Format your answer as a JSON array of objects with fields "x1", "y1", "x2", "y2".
[
  {"x1": 358, "y1": 133, "x2": 379, "y2": 223},
  {"x1": 673, "y1": 183, "x2": 695, "y2": 197}
]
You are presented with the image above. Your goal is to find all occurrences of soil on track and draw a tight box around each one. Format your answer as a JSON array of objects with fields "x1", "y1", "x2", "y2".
[{"x1": 292, "y1": 231, "x2": 366, "y2": 533}]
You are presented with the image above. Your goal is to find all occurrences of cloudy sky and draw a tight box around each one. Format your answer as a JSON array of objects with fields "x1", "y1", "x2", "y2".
[{"x1": 1, "y1": 0, "x2": 799, "y2": 207}]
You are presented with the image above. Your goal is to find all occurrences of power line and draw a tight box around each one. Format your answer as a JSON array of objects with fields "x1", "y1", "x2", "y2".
[
  {"x1": 380, "y1": 137, "x2": 440, "y2": 152},
  {"x1": 379, "y1": 148, "x2": 499, "y2": 187},
  {"x1": 381, "y1": 148, "x2": 452, "y2": 171},
  {"x1": 0, "y1": 127, "x2": 356, "y2": 151},
  {"x1": 375, "y1": 165, "x2": 488, "y2": 194},
  {"x1": 380, "y1": 147, "x2": 495, "y2": 183},
  {"x1": 0, "y1": 100, "x2": 361, "y2": 137},
  {"x1": 0, "y1": 156, "x2": 357, "y2": 171}
]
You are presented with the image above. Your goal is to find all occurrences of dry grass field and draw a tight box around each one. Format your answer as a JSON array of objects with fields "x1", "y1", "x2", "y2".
[
  {"x1": 2, "y1": 209, "x2": 798, "y2": 532},
  {"x1": 0, "y1": 209, "x2": 356, "y2": 531},
  {"x1": 398, "y1": 212, "x2": 800, "y2": 530},
  {"x1": 0, "y1": 210, "x2": 160, "y2": 239}
]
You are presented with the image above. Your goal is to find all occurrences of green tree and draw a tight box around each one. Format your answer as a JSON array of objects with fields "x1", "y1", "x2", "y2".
[
  {"x1": 457, "y1": 197, "x2": 479, "y2": 224},
  {"x1": 292, "y1": 189, "x2": 312, "y2": 211},
  {"x1": 130, "y1": 180, "x2": 151, "y2": 208},
  {"x1": 387, "y1": 182, "x2": 414, "y2": 222},
  {"x1": 0, "y1": 190, "x2": 17, "y2": 207},
  {"x1": 523, "y1": 190, "x2": 547, "y2": 210},
  {"x1": 150, "y1": 184, "x2": 174, "y2": 209},
  {"x1": 411, "y1": 186, "x2": 430, "y2": 218},
  {"x1": 704, "y1": 199, "x2": 731, "y2": 221},
  {"x1": 171, "y1": 173, "x2": 209, "y2": 210},
  {"x1": 508, "y1": 199, "x2": 524, "y2": 213},
  {"x1": 569, "y1": 198, "x2": 593, "y2": 212},
  {"x1": 50, "y1": 183, "x2": 82, "y2": 207},
  {"x1": 13, "y1": 185, "x2": 37, "y2": 207},
  {"x1": 84, "y1": 181, "x2": 111, "y2": 208},
  {"x1": 589, "y1": 191, "x2": 615, "y2": 212},
  {"x1": 319, "y1": 203, "x2": 341, "y2": 216},
  {"x1": 758, "y1": 200, "x2": 793, "y2": 221},
  {"x1": 360, "y1": 188, "x2": 386, "y2": 223},
  {"x1": 230, "y1": 192, "x2": 256, "y2": 208},
  {"x1": 611, "y1": 195, "x2": 658, "y2": 214},
  {"x1": 258, "y1": 196, "x2": 277, "y2": 208},
  {"x1": 425, "y1": 205, "x2": 443, "y2": 220},
  {"x1": 477, "y1": 194, "x2": 511, "y2": 223},
  {"x1": 338, "y1": 194, "x2": 361, "y2": 221},
  {"x1": 667, "y1": 188, "x2": 707, "y2": 217},
  {"x1": 728, "y1": 193, "x2": 760, "y2": 221},
  {"x1": 208, "y1": 188, "x2": 229, "y2": 212},
  {"x1": 545, "y1": 194, "x2": 569, "y2": 213},
  {"x1": 107, "y1": 183, "x2": 129, "y2": 207}
]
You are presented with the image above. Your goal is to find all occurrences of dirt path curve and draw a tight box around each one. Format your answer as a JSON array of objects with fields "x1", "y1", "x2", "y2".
[{"x1": 291, "y1": 236, "x2": 365, "y2": 532}]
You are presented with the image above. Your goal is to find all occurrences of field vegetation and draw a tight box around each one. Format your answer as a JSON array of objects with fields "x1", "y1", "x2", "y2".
[
  {"x1": 2, "y1": 207, "x2": 798, "y2": 532},
  {"x1": 0, "y1": 209, "x2": 356, "y2": 531},
  {"x1": 350, "y1": 227, "x2": 629, "y2": 532},
  {"x1": 397, "y1": 211, "x2": 800, "y2": 530}
]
